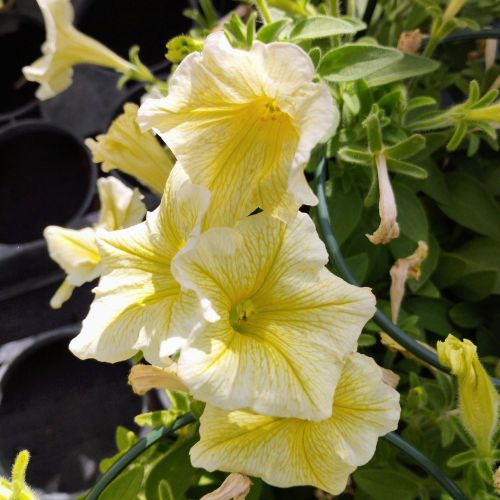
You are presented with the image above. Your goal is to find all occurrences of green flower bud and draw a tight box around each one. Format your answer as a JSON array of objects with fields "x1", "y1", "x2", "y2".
[
  {"x1": 437, "y1": 335, "x2": 499, "y2": 457},
  {"x1": 166, "y1": 36, "x2": 204, "y2": 64}
]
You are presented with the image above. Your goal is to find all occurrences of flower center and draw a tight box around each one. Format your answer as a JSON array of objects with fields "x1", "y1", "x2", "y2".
[
  {"x1": 259, "y1": 98, "x2": 286, "y2": 122},
  {"x1": 230, "y1": 299, "x2": 257, "y2": 333}
]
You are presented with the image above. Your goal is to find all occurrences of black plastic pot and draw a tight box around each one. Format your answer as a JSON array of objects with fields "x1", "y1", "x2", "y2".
[
  {"x1": 0, "y1": 325, "x2": 146, "y2": 498},
  {"x1": 0, "y1": 13, "x2": 44, "y2": 124},
  {"x1": 75, "y1": 0, "x2": 194, "y2": 67},
  {"x1": 0, "y1": 120, "x2": 96, "y2": 245}
]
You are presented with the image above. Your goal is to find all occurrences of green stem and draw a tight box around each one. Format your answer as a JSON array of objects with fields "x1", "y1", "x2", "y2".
[
  {"x1": 86, "y1": 414, "x2": 196, "y2": 500},
  {"x1": 314, "y1": 156, "x2": 500, "y2": 390},
  {"x1": 255, "y1": 0, "x2": 272, "y2": 24},
  {"x1": 383, "y1": 433, "x2": 467, "y2": 499},
  {"x1": 328, "y1": 0, "x2": 340, "y2": 46}
]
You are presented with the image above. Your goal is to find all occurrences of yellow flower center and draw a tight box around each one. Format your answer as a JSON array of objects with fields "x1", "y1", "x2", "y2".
[
  {"x1": 230, "y1": 299, "x2": 257, "y2": 333},
  {"x1": 260, "y1": 98, "x2": 286, "y2": 122}
]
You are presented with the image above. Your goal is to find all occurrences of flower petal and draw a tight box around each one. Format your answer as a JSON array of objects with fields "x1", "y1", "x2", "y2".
[
  {"x1": 173, "y1": 212, "x2": 375, "y2": 420},
  {"x1": 87, "y1": 104, "x2": 173, "y2": 195},
  {"x1": 190, "y1": 353, "x2": 400, "y2": 495},
  {"x1": 96, "y1": 176, "x2": 147, "y2": 230},
  {"x1": 138, "y1": 32, "x2": 336, "y2": 226},
  {"x1": 69, "y1": 164, "x2": 210, "y2": 365}
]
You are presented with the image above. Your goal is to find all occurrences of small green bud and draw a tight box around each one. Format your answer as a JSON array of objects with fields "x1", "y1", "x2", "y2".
[
  {"x1": 407, "y1": 386, "x2": 428, "y2": 410},
  {"x1": 166, "y1": 36, "x2": 204, "y2": 64}
]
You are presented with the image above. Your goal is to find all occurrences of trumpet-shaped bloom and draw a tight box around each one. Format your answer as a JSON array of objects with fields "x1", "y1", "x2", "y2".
[
  {"x1": 138, "y1": 32, "x2": 337, "y2": 226},
  {"x1": 69, "y1": 164, "x2": 211, "y2": 366},
  {"x1": 437, "y1": 335, "x2": 498, "y2": 456},
  {"x1": 190, "y1": 353, "x2": 400, "y2": 495},
  {"x1": 172, "y1": 212, "x2": 375, "y2": 420},
  {"x1": 44, "y1": 177, "x2": 145, "y2": 308},
  {"x1": 22, "y1": 0, "x2": 133, "y2": 100},
  {"x1": 86, "y1": 103, "x2": 174, "y2": 195}
]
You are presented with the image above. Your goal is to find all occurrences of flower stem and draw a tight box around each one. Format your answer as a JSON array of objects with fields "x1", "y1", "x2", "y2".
[
  {"x1": 255, "y1": 0, "x2": 272, "y2": 24},
  {"x1": 86, "y1": 413, "x2": 196, "y2": 500},
  {"x1": 383, "y1": 432, "x2": 467, "y2": 499}
]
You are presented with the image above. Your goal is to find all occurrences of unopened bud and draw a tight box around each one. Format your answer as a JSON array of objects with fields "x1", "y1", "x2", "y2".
[
  {"x1": 437, "y1": 335, "x2": 499, "y2": 456},
  {"x1": 166, "y1": 36, "x2": 204, "y2": 63}
]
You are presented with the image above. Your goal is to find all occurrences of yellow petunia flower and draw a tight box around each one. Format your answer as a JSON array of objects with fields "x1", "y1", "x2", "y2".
[
  {"x1": 437, "y1": 334, "x2": 499, "y2": 456},
  {"x1": 190, "y1": 353, "x2": 400, "y2": 495},
  {"x1": 44, "y1": 177, "x2": 145, "y2": 309},
  {"x1": 138, "y1": 32, "x2": 337, "y2": 226},
  {"x1": 22, "y1": 0, "x2": 134, "y2": 100},
  {"x1": 86, "y1": 103, "x2": 174, "y2": 196},
  {"x1": 69, "y1": 164, "x2": 211, "y2": 366},
  {"x1": 172, "y1": 212, "x2": 375, "y2": 420}
]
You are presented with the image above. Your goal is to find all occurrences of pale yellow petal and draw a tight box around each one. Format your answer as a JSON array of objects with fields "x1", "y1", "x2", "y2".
[
  {"x1": 138, "y1": 32, "x2": 336, "y2": 226},
  {"x1": 173, "y1": 212, "x2": 375, "y2": 420},
  {"x1": 22, "y1": 0, "x2": 132, "y2": 100},
  {"x1": 87, "y1": 104, "x2": 173, "y2": 195},
  {"x1": 49, "y1": 278, "x2": 76, "y2": 309},
  {"x1": 44, "y1": 225, "x2": 101, "y2": 286},
  {"x1": 70, "y1": 168, "x2": 210, "y2": 365},
  {"x1": 190, "y1": 353, "x2": 400, "y2": 495},
  {"x1": 96, "y1": 176, "x2": 146, "y2": 231}
]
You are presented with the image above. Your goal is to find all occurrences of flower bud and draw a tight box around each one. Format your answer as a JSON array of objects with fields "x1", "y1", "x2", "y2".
[
  {"x1": 437, "y1": 335, "x2": 499, "y2": 456},
  {"x1": 166, "y1": 36, "x2": 204, "y2": 63}
]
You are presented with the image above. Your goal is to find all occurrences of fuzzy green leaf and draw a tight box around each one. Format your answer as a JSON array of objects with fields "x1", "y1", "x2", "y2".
[{"x1": 318, "y1": 44, "x2": 403, "y2": 82}]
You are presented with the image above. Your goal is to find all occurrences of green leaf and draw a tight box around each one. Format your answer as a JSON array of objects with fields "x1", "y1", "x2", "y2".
[
  {"x1": 327, "y1": 179, "x2": 363, "y2": 245},
  {"x1": 337, "y1": 147, "x2": 372, "y2": 166},
  {"x1": 135, "y1": 410, "x2": 179, "y2": 428},
  {"x1": 308, "y1": 46, "x2": 321, "y2": 68},
  {"x1": 318, "y1": 44, "x2": 403, "y2": 82},
  {"x1": 420, "y1": 159, "x2": 450, "y2": 205},
  {"x1": 385, "y1": 135, "x2": 426, "y2": 160},
  {"x1": 289, "y1": 15, "x2": 361, "y2": 40},
  {"x1": 449, "y1": 302, "x2": 482, "y2": 329},
  {"x1": 387, "y1": 158, "x2": 428, "y2": 179},
  {"x1": 447, "y1": 450, "x2": 477, "y2": 468},
  {"x1": 358, "y1": 333, "x2": 376, "y2": 347},
  {"x1": 393, "y1": 182, "x2": 428, "y2": 242},
  {"x1": 354, "y1": 469, "x2": 421, "y2": 500},
  {"x1": 405, "y1": 297, "x2": 453, "y2": 337},
  {"x1": 365, "y1": 53, "x2": 440, "y2": 87},
  {"x1": 439, "y1": 173, "x2": 500, "y2": 241},
  {"x1": 145, "y1": 439, "x2": 200, "y2": 500},
  {"x1": 452, "y1": 270, "x2": 498, "y2": 301},
  {"x1": 100, "y1": 466, "x2": 144, "y2": 500},
  {"x1": 256, "y1": 19, "x2": 290, "y2": 42},
  {"x1": 344, "y1": 253, "x2": 370, "y2": 283}
]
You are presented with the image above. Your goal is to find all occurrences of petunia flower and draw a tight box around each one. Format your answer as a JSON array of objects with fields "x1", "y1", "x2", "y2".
[
  {"x1": 69, "y1": 164, "x2": 211, "y2": 366},
  {"x1": 44, "y1": 177, "x2": 146, "y2": 309},
  {"x1": 86, "y1": 103, "x2": 174, "y2": 196},
  {"x1": 138, "y1": 32, "x2": 337, "y2": 226},
  {"x1": 190, "y1": 353, "x2": 400, "y2": 495},
  {"x1": 437, "y1": 334, "x2": 499, "y2": 457},
  {"x1": 22, "y1": 0, "x2": 134, "y2": 100},
  {"x1": 172, "y1": 211, "x2": 375, "y2": 420}
]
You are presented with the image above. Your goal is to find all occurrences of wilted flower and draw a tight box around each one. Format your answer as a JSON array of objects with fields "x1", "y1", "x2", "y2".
[
  {"x1": 172, "y1": 211, "x2": 375, "y2": 420},
  {"x1": 190, "y1": 353, "x2": 400, "y2": 495},
  {"x1": 23, "y1": 0, "x2": 134, "y2": 100},
  {"x1": 139, "y1": 32, "x2": 337, "y2": 226},
  {"x1": 86, "y1": 103, "x2": 174, "y2": 195},
  {"x1": 437, "y1": 334, "x2": 499, "y2": 456},
  {"x1": 128, "y1": 363, "x2": 188, "y2": 395},
  {"x1": 44, "y1": 177, "x2": 145, "y2": 308},
  {"x1": 367, "y1": 153, "x2": 400, "y2": 244},
  {"x1": 201, "y1": 473, "x2": 252, "y2": 500},
  {"x1": 69, "y1": 164, "x2": 210, "y2": 366},
  {"x1": 389, "y1": 241, "x2": 428, "y2": 323}
]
